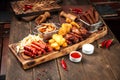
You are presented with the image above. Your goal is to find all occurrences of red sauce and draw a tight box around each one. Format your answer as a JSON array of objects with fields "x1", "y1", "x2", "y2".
[{"x1": 71, "y1": 52, "x2": 81, "y2": 58}]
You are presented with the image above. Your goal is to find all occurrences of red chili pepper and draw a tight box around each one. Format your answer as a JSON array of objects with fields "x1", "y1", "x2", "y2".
[
  {"x1": 24, "y1": 4, "x2": 33, "y2": 11},
  {"x1": 61, "y1": 58, "x2": 67, "y2": 70},
  {"x1": 105, "y1": 39, "x2": 113, "y2": 48},
  {"x1": 25, "y1": 5, "x2": 33, "y2": 9},
  {"x1": 99, "y1": 40, "x2": 107, "y2": 48},
  {"x1": 70, "y1": 8, "x2": 83, "y2": 14},
  {"x1": 98, "y1": 39, "x2": 113, "y2": 48}
]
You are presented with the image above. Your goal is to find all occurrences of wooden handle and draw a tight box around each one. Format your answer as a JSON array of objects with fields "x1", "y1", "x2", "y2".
[
  {"x1": 35, "y1": 12, "x2": 51, "y2": 25},
  {"x1": 60, "y1": 11, "x2": 68, "y2": 18},
  {"x1": 60, "y1": 11, "x2": 77, "y2": 21}
]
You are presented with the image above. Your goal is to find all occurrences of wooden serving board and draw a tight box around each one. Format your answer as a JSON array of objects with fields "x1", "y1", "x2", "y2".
[
  {"x1": 9, "y1": 25, "x2": 107, "y2": 69},
  {"x1": 11, "y1": 0, "x2": 62, "y2": 17}
]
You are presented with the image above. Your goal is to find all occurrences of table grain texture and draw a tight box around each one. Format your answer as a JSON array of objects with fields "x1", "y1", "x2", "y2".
[{"x1": 6, "y1": 0, "x2": 120, "y2": 80}]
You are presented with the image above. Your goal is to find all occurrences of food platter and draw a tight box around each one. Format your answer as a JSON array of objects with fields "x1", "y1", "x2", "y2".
[
  {"x1": 9, "y1": 6, "x2": 108, "y2": 69},
  {"x1": 9, "y1": 25, "x2": 107, "y2": 69},
  {"x1": 11, "y1": 0, "x2": 62, "y2": 17}
]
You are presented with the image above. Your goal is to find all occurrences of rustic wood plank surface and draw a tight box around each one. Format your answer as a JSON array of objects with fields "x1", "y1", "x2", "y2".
[
  {"x1": 6, "y1": 0, "x2": 120, "y2": 80},
  {"x1": 1, "y1": 37, "x2": 9, "y2": 75},
  {"x1": 0, "y1": 38, "x2": 2, "y2": 73},
  {"x1": 6, "y1": 17, "x2": 33, "y2": 80},
  {"x1": 98, "y1": 29, "x2": 120, "y2": 80}
]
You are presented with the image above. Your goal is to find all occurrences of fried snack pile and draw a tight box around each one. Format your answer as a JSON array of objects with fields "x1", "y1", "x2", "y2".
[
  {"x1": 16, "y1": 11, "x2": 91, "y2": 58},
  {"x1": 49, "y1": 34, "x2": 67, "y2": 50},
  {"x1": 48, "y1": 19, "x2": 89, "y2": 50},
  {"x1": 37, "y1": 23, "x2": 56, "y2": 33}
]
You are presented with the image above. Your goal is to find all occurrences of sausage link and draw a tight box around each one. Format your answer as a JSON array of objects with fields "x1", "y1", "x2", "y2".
[
  {"x1": 24, "y1": 50, "x2": 35, "y2": 58},
  {"x1": 24, "y1": 46, "x2": 36, "y2": 54}
]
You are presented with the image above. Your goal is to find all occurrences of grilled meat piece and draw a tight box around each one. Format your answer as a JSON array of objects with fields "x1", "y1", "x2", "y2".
[
  {"x1": 66, "y1": 39, "x2": 72, "y2": 45},
  {"x1": 71, "y1": 26, "x2": 81, "y2": 34},
  {"x1": 79, "y1": 27, "x2": 88, "y2": 36},
  {"x1": 65, "y1": 25, "x2": 89, "y2": 45},
  {"x1": 65, "y1": 33, "x2": 73, "y2": 39},
  {"x1": 65, "y1": 33, "x2": 80, "y2": 44},
  {"x1": 72, "y1": 36, "x2": 79, "y2": 44},
  {"x1": 69, "y1": 32, "x2": 83, "y2": 41}
]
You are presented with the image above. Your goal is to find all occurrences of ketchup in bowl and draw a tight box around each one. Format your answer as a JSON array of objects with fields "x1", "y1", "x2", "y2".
[
  {"x1": 71, "y1": 52, "x2": 81, "y2": 58},
  {"x1": 69, "y1": 51, "x2": 82, "y2": 62}
]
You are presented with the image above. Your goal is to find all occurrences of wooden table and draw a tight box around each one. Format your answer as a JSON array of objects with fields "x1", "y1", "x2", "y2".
[
  {"x1": 6, "y1": 2, "x2": 120, "y2": 80},
  {"x1": 93, "y1": 1, "x2": 120, "y2": 20}
]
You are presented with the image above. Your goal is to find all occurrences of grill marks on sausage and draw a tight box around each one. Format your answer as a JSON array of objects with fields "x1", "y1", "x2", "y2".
[{"x1": 23, "y1": 40, "x2": 52, "y2": 58}]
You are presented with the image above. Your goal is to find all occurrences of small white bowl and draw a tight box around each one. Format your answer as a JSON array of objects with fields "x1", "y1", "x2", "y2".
[
  {"x1": 69, "y1": 51, "x2": 82, "y2": 62},
  {"x1": 82, "y1": 44, "x2": 94, "y2": 55}
]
